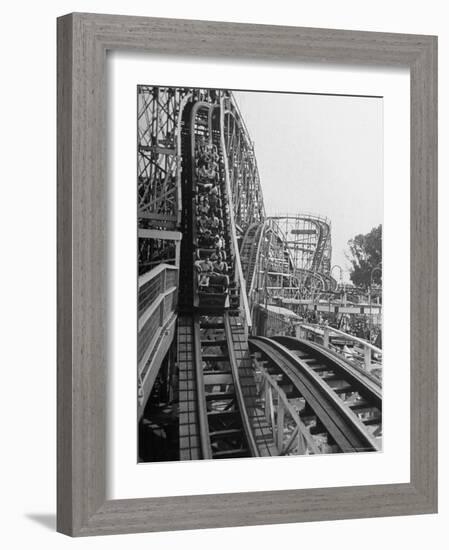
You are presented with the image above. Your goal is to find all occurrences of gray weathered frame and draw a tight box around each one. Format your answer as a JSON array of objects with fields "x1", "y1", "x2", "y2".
[{"x1": 57, "y1": 12, "x2": 438, "y2": 537}]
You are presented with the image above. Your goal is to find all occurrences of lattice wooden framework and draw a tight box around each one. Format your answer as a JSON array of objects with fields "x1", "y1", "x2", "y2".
[{"x1": 222, "y1": 93, "x2": 266, "y2": 235}]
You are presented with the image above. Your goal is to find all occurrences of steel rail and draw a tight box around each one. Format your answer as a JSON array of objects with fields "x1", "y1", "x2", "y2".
[
  {"x1": 249, "y1": 336, "x2": 380, "y2": 453},
  {"x1": 273, "y1": 336, "x2": 382, "y2": 401},
  {"x1": 223, "y1": 313, "x2": 260, "y2": 457},
  {"x1": 272, "y1": 336, "x2": 382, "y2": 443}
]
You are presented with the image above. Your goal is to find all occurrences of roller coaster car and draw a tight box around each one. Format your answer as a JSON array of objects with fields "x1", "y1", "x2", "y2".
[{"x1": 194, "y1": 271, "x2": 230, "y2": 311}]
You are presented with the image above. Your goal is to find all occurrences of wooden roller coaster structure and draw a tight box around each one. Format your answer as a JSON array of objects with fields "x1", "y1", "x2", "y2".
[{"x1": 138, "y1": 87, "x2": 382, "y2": 460}]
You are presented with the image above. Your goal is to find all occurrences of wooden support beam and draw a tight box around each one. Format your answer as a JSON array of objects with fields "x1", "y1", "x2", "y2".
[{"x1": 138, "y1": 228, "x2": 182, "y2": 241}]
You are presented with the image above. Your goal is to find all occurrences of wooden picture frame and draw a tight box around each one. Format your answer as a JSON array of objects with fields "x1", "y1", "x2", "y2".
[{"x1": 57, "y1": 12, "x2": 438, "y2": 536}]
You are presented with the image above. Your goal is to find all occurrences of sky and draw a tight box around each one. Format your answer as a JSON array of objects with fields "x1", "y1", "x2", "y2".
[{"x1": 233, "y1": 90, "x2": 383, "y2": 281}]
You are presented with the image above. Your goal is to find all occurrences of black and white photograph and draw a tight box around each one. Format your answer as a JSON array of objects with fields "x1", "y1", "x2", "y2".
[
  {"x1": 1, "y1": 0, "x2": 442, "y2": 544},
  {"x1": 137, "y1": 85, "x2": 383, "y2": 462}
]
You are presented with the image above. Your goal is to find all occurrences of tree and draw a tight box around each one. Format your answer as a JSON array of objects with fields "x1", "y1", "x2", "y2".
[{"x1": 346, "y1": 225, "x2": 382, "y2": 289}]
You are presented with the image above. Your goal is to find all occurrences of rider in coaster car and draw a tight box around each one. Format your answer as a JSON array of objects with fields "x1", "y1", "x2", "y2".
[
  {"x1": 210, "y1": 256, "x2": 229, "y2": 290},
  {"x1": 197, "y1": 168, "x2": 214, "y2": 192},
  {"x1": 199, "y1": 163, "x2": 217, "y2": 182},
  {"x1": 197, "y1": 195, "x2": 209, "y2": 211},
  {"x1": 197, "y1": 212, "x2": 213, "y2": 233},
  {"x1": 210, "y1": 144, "x2": 220, "y2": 163},
  {"x1": 209, "y1": 249, "x2": 221, "y2": 262},
  {"x1": 208, "y1": 185, "x2": 219, "y2": 213},
  {"x1": 209, "y1": 215, "x2": 220, "y2": 232},
  {"x1": 210, "y1": 248, "x2": 227, "y2": 262},
  {"x1": 196, "y1": 143, "x2": 210, "y2": 167},
  {"x1": 213, "y1": 256, "x2": 228, "y2": 273},
  {"x1": 213, "y1": 234, "x2": 224, "y2": 251},
  {"x1": 194, "y1": 257, "x2": 213, "y2": 287},
  {"x1": 198, "y1": 229, "x2": 214, "y2": 248}
]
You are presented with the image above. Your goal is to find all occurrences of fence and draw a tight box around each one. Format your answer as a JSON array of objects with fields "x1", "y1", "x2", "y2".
[
  {"x1": 297, "y1": 323, "x2": 382, "y2": 375},
  {"x1": 137, "y1": 263, "x2": 179, "y2": 405}
]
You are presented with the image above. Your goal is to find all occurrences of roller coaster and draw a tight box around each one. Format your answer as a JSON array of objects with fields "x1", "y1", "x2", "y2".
[{"x1": 137, "y1": 87, "x2": 382, "y2": 462}]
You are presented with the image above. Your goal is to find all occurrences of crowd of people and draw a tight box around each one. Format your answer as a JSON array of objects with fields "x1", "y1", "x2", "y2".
[
  {"x1": 193, "y1": 136, "x2": 231, "y2": 293},
  {"x1": 302, "y1": 309, "x2": 381, "y2": 345}
]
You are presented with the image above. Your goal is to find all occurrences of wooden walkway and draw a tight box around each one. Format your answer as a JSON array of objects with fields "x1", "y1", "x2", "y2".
[{"x1": 177, "y1": 317, "x2": 201, "y2": 461}]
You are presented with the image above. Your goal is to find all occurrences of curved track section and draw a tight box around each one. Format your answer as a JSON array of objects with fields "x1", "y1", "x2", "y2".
[
  {"x1": 269, "y1": 214, "x2": 336, "y2": 296},
  {"x1": 310, "y1": 216, "x2": 332, "y2": 274},
  {"x1": 273, "y1": 336, "x2": 382, "y2": 434},
  {"x1": 240, "y1": 219, "x2": 306, "y2": 308},
  {"x1": 249, "y1": 336, "x2": 380, "y2": 453}
]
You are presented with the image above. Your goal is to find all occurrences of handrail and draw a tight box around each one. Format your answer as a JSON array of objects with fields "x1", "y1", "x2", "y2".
[
  {"x1": 138, "y1": 262, "x2": 178, "y2": 288},
  {"x1": 300, "y1": 323, "x2": 382, "y2": 354},
  {"x1": 137, "y1": 263, "x2": 179, "y2": 374},
  {"x1": 298, "y1": 323, "x2": 382, "y2": 373}
]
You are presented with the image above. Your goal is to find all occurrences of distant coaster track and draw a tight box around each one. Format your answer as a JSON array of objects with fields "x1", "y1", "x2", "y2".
[
  {"x1": 269, "y1": 214, "x2": 337, "y2": 296},
  {"x1": 238, "y1": 217, "x2": 336, "y2": 311},
  {"x1": 239, "y1": 222, "x2": 267, "y2": 307}
]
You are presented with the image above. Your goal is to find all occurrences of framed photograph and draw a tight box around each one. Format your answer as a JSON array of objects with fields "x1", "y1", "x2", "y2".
[{"x1": 57, "y1": 13, "x2": 437, "y2": 536}]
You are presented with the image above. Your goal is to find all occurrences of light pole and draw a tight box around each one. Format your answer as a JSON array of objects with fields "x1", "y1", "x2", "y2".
[
  {"x1": 331, "y1": 264, "x2": 344, "y2": 311},
  {"x1": 369, "y1": 265, "x2": 382, "y2": 334},
  {"x1": 370, "y1": 265, "x2": 382, "y2": 290},
  {"x1": 312, "y1": 278, "x2": 322, "y2": 323}
]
